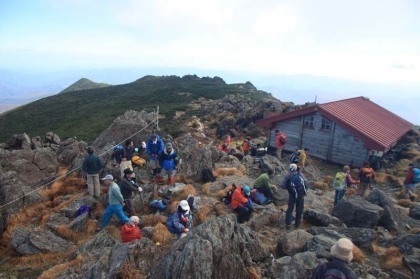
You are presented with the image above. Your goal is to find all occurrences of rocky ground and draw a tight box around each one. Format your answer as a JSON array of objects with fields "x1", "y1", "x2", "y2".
[{"x1": 0, "y1": 107, "x2": 419, "y2": 279}]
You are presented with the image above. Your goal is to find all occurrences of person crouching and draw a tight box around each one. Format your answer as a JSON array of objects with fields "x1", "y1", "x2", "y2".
[
  {"x1": 231, "y1": 185, "x2": 253, "y2": 223},
  {"x1": 120, "y1": 216, "x2": 142, "y2": 243}
]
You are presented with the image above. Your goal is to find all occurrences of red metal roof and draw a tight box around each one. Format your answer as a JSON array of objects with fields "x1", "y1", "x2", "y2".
[{"x1": 256, "y1": 96, "x2": 413, "y2": 152}]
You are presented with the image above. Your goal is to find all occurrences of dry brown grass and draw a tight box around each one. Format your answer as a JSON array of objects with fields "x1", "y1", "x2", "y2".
[
  {"x1": 168, "y1": 199, "x2": 181, "y2": 214},
  {"x1": 214, "y1": 202, "x2": 229, "y2": 216},
  {"x1": 195, "y1": 206, "x2": 212, "y2": 225},
  {"x1": 374, "y1": 172, "x2": 388, "y2": 184},
  {"x1": 141, "y1": 214, "x2": 168, "y2": 227},
  {"x1": 119, "y1": 261, "x2": 144, "y2": 279},
  {"x1": 382, "y1": 246, "x2": 405, "y2": 271},
  {"x1": 176, "y1": 173, "x2": 195, "y2": 185},
  {"x1": 409, "y1": 227, "x2": 420, "y2": 234},
  {"x1": 312, "y1": 181, "x2": 328, "y2": 191},
  {"x1": 397, "y1": 199, "x2": 415, "y2": 207},
  {"x1": 51, "y1": 193, "x2": 84, "y2": 213},
  {"x1": 247, "y1": 266, "x2": 261, "y2": 279},
  {"x1": 171, "y1": 184, "x2": 197, "y2": 200},
  {"x1": 9, "y1": 252, "x2": 69, "y2": 267},
  {"x1": 371, "y1": 242, "x2": 387, "y2": 255},
  {"x1": 107, "y1": 226, "x2": 121, "y2": 240},
  {"x1": 55, "y1": 225, "x2": 80, "y2": 241},
  {"x1": 214, "y1": 167, "x2": 242, "y2": 177},
  {"x1": 323, "y1": 175, "x2": 334, "y2": 185},
  {"x1": 345, "y1": 188, "x2": 358, "y2": 196},
  {"x1": 352, "y1": 246, "x2": 365, "y2": 263},
  {"x1": 152, "y1": 223, "x2": 173, "y2": 244},
  {"x1": 269, "y1": 212, "x2": 281, "y2": 227},
  {"x1": 216, "y1": 185, "x2": 234, "y2": 198},
  {"x1": 38, "y1": 254, "x2": 84, "y2": 279},
  {"x1": 201, "y1": 182, "x2": 211, "y2": 195}
]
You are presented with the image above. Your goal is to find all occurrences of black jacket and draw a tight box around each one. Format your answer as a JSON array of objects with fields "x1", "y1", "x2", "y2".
[
  {"x1": 311, "y1": 258, "x2": 357, "y2": 279},
  {"x1": 119, "y1": 177, "x2": 139, "y2": 199}
]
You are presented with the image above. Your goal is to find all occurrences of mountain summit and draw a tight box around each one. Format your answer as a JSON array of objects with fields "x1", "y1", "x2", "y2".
[{"x1": 60, "y1": 78, "x2": 110, "y2": 93}]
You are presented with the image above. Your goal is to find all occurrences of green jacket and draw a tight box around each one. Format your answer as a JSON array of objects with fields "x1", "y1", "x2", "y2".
[
  {"x1": 109, "y1": 182, "x2": 124, "y2": 205},
  {"x1": 254, "y1": 173, "x2": 271, "y2": 190}
]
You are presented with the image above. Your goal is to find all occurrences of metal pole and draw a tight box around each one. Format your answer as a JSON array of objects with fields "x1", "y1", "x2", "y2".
[{"x1": 156, "y1": 106, "x2": 159, "y2": 130}]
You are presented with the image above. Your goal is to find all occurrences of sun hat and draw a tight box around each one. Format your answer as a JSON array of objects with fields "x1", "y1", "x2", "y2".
[
  {"x1": 101, "y1": 174, "x2": 114, "y2": 181},
  {"x1": 179, "y1": 200, "x2": 190, "y2": 211},
  {"x1": 331, "y1": 238, "x2": 354, "y2": 263},
  {"x1": 242, "y1": 185, "x2": 251, "y2": 196},
  {"x1": 129, "y1": 216, "x2": 139, "y2": 225},
  {"x1": 289, "y1": 163, "x2": 297, "y2": 172}
]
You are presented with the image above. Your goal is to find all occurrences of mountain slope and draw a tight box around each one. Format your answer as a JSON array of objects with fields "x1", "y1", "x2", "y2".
[
  {"x1": 59, "y1": 78, "x2": 111, "y2": 93},
  {"x1": 0, "y1": 75, "x2": 271, "y2": 143}
]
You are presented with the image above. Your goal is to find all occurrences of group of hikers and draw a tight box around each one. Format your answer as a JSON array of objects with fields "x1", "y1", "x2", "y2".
[{"x1": 81, "y1": 130, "x2": 418, "y2": 278}]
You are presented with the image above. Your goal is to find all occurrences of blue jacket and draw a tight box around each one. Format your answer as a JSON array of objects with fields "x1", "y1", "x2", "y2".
[
  {"x1": 159, "y1": 149, "x2": 179, "y2": 170},
  {"x1": 82, "y1": 154, "x2": 102, "y2": 174},
  {"x1": 172, "y1": 207, "x2": 193, "y2": 234},
  {"x1": 147, "y1": 136, "x2": 164, "y2": 160},
  {"x1": 109, "y1": 182, "x2": 124, "y2": 205}
]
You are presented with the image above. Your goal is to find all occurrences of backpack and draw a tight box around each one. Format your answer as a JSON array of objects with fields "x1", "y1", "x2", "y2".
[
  {"x1": 113, "y1": 145, "x2": 124, "y2": 163},
  {"x1": 221, "y1": 184, "x2": 237, "y2": 204},
  {"x1": 187, "y1": 195, "x2": 200, "y2": 211},
  {"x1": 253, "y1": 191, "x2": 268, "y2": 205},
  {"x1": 359, "y1": 167, "x2": 373, "y2": 183},
  {"x1": 289, "y1": 172, "x2": 306, "y2": 195},
  {"x1": 333, "y1": 172, "x2": 347, "y2": 190},
  {"x1": 413, "y1": 168, "x2": 420, "y2": 183},
  {"x1": 77, "y1": 204, "x2": 90, "y2": 217},
  {"x1": 202, "y1": 169, "x2": 216, "y2": 183},
  {"x1": 149, "y1": 199, "x2": 168, "y2": 212},
  {"x1": 322, "y1": 261, "x2": 351, "y2": 279},
  {"x1": 166, "y1": 212, "x2": 179, "y2": 234},
  {"x1": 289, "y1": 151, "x2": 300, "y2": 164}
]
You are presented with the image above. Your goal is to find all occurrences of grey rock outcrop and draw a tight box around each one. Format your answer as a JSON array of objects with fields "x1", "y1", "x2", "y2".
[
  {"x1": 271, "y1": 251, "x2": 319, "y2": 279},
  {"x1": 332, "y1": 196, "x2": 384, "y2": 229},
  {"x1": 149, "y1": 214, "x2": 270, "y2": 279},
  {"x1": 279, "y1": 229, "x2": 313, "y2": 256},
  {"x1": 303, "y1": 209, "x2": 343, "y2": 227},
  {"x1": 45, "y1": 132, "x2": 61, "y2": 145},
  {"x1": 409, "y1": 205, "x2": 420, "y2": 220},
  {"x1": 308, "y1": 226, "x2": 376, "y2": 248}
]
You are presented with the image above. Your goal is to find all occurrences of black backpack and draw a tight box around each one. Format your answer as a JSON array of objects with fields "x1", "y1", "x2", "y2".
[
  {"x1": 202, "y1": 169, "x2": 216, "y2": 183},
  {"x1": 221, "y1": 184, "x2": 237, "y2": 204},
  {"x1": 289, "y1": 151, "x2": 300, "y2": 164},
  {"x1": 322, "y1": 262, "x2": 351, "y2": 279},
  {"x1": 289, "y1": 172, "x2": 306, "y2": 195}
]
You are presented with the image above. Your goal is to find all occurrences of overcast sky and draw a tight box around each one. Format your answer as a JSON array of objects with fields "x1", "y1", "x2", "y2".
[{"x1": 1, "y1": 0, "x2": 419, "y2": 123}]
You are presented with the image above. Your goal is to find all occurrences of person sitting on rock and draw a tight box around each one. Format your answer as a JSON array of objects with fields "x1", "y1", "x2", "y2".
[
  {"x1": 120, "y1": 168, "x2": 143, "y2": 216},
  {"x1": 231, "y1": 185, "x2": 253, "y2": 223},
  {"x1": 159, "y1": 142, "x2": 179, "y2": 185},
  {"x1": 167, "y1": 200, "x2": 193, "y2": 239},
  {"x1": 253, "y1": 169, "x2": 276, "y2": 202},
  {"x1": 311, "y1": 238, "x2": 357, "y2": 279},
  {"x1": 120, "y1": 139, "x2": 136, "y2": 179},
  {"x1": 120, "y1": 216, "x2": 142, "y2": 243}
]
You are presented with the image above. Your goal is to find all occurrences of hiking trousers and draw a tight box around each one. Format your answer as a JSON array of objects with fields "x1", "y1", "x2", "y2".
[
  {"x1": 285, "y1": 193, "x2": 304, "y2": 227},
  {"x1": 334, "y1": 189, "x2": 346, "y2": 206},
  {"x1": 234, "y1": 205, "x2": 253, "y2": 223},
  {"x1": 357, "y1": 182, "x2": 370, "y2": 197},
  {"x1": 86, "y1": 174, "x2": 100, "y2": 198},
  {"x1": 101, "y1": 204, "x2": 130, "y2": 228},
  {"x1": 257, "y1": 186, "x2": 273, "y2": 199}
]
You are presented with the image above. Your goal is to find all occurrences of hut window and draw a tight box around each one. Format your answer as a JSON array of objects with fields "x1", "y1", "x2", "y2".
[
  {"x1": 304, "y1": 115, "x2": 315, "y2": 128},
  {"x1": 321, "y1": 118, "x2": 332, "y2": 131}
]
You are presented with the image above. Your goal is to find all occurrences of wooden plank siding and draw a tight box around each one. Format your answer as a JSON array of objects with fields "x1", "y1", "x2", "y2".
[{"x1": 268, "y1": 112, "x2": 369, "y2": 167}]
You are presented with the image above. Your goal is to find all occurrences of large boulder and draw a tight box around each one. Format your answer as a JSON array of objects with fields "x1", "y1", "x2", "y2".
[
  {"x1": 308, "y1": 226, "x2": 376, "y2": 248},
  {"x1": 303, "y1": 209, "x2": 343, "y2": 227},
  {"x1": 8, "y1": 133, "x2": 32, "y2": 150},
  {"x1": 409, "y1": 206, "x2": 420, "y2": 220},
  {"x1": 45, "y1": 132, "x2": 61, "y2": 145},
  {"x1": 270, "y1": 251, "x2": 319, "y2": 279},
  {"x1": 279, "y1": 229, "x2": 313, "y2": 256},
  {"x1": 149, "y1": 214, "x2": 270, "y2": 279},
  {"x1": 332, "y1": 196, "x2": 384, "y2": 229}
]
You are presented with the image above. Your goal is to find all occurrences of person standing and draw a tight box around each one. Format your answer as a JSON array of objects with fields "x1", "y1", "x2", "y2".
[
  {"x1": 146, "y1": 133, "x2": 164, "y2": 183},
  {"x1": 357, "y1": 162, "x2": 375, "y2": 197},
  {"x1": 404, "y1": 163, "x2": 417, "y2": 200},
  {"x1": 253, "y1": 169, "x2": 276, "y2": 201},
  {"x1": 241, "y1": 137, "x2": 251, "y2": 156},
  {"x1": 82, "y1": 146, "x2": 102, "y2": 198},
  {"x1": 98, "y1": 174, "x2": 129, "y2": 230},
  {"x1": 311, "y1": 238, "x2": 358, "y2": 279},
  {"x1": 120, "y1": 139, "x2": 136, "y2": 179},
  {"x1": 275, "y1": 129, "x2": 287, "y2": 159},
  {"x1": 120, "y1": 168, "x2": 143, "y2": 216},
  {"x1": 280, "y1": 164, "x2": 307, "y2": 229},
  {"x1": 333, "y1": 165, "x2": 358, "y2": 206},
  {"x1": 231, "y1": 185, "x2": 253, "y2": 223},
  {"x1": 298, "y1": 147, "x2": 309, "y2": 171},
  {"x1": 120, "y1": 216, "x2": 142, "y2": 243},
  {"x1": 159, "y1": 142, "x2": 179, "y2": 185}
]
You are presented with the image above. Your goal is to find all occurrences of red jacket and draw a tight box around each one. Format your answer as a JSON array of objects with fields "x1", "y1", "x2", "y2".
[
  {"x1": 121, "y1": 224, "x2": 142, "y2": 243},
  {"x1": 231, "y1": 186, "x2": 249, "y2": 209},
  {"x1": 404, "y1": 168, "x2": 414, "y2": 185}
]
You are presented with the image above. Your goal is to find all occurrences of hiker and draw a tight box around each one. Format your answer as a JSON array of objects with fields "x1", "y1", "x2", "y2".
[
  {"x1": 219, "y1": 144, "x2": 229, "y2": 153},
  {"x1": 159, "y1": 142, "x2": 180, "y2": 185},
  {"x1": 311, "y1": 238, "x2": 357, "y2": 279},
  {"x1": 146, "y1": 133, "x2": 164, "y2": 183},
  {"x1": 333, "y1": 165, "x2": 358, "y2": 206},
  {"x1": 403, "y1": 163, "x2": 417, "y2": 200},
  {"x1": 231, "y1": 185, "x2": 253, "y2": 223},
  {"x1": 120, "y1": 216, "x2": 142, "y2": 243},
  {"x1": 120, "y1": 139, "x2": 136, "y2": 179},
  {"x1": 225, "y1": 134, "x2": 231, "y2": 147},
  {"x1": 167, "y1": 200, "x2": 193, "y2": 239},
  {"x1": 253, "y1": 169, "x2": 276, "y2": 201},
  {"x1": 289, "y1": 149, "x2": 300, "y2": 164},
  {"x1": 98, "y1": 174, "x2": 129, "y2": 230},
  {"x1": 82, "y1": 146, "x2": 103, "y2": 198},
  {"x1": 275, "y1": 129, "x2": 287, "y2": 159},
  {"x1": 298, "y1": 147, "x2": 309, "y2": 171},
  {"x1": 120, "y1": 168, "x2": 143, "y2": 216},
  {"x1": 280, "y1": 164, "x2": 307, "y2": 229},
  {"x1": 241, "y1": 137, "x2": 251, "y2": 156},
  {"x1": 357, "y1": 162, "x2": 375, "y2": 197}
]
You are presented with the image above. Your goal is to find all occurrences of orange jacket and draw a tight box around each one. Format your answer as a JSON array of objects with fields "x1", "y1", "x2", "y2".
[
  {"x1": 242, "y1": 141, "x2": 250, "y2": 152},
  {"x1": 231, "y1": 186, "x2": 249, "y2": 209},
  {"x1": 120, "y1": 224, "x2": 142, "y2": 243}
]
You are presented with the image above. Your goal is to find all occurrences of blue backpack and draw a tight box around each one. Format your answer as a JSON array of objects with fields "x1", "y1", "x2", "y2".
[
  {"x1": 253, "y1": 191, "x2": 268, "y2": 205},
  {"x1": 166, "y1": 212, "x2": 180, "y2": 234},
  {"x1": 289, "y1": 172, "x2": 306, "y2": 196},
  {"x1": 113, "y1": 145, "x2": 124, "y2": 163},
  {"x1": 413, "y1": 168, "x2": 420, "y2": 183},
  {"x1": 77, "y1": 204, "x2": 90, "y2": 216}
]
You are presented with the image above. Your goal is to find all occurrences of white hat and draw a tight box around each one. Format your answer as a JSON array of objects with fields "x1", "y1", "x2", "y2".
[
  {"x1": 141, "y1": 141, "x2": 146, "y2": 149},
  {"x1": 289, "y1": 164, "x2": 297, "y2": 172},
  {"x1": 179, "y1": 200, "x2": 190, "y2": 211},
  {"x1": 129, "y1": 216, "x2": 140, "y2": 225},
  {"x1": 331, "y1": 238, "x2": 354, "y2": 263},
  {"x1": 101, "y1": 174, "x2": 114, "y2": 181}
]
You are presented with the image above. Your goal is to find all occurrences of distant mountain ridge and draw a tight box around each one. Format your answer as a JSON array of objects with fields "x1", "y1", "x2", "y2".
[
  {"x1": 60, "y1": 78, "x2": 111, "y2": 93},
  {"x1": 0, "y1": 75, "x2": 271, "y2": 143}
]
